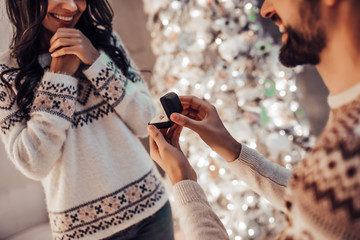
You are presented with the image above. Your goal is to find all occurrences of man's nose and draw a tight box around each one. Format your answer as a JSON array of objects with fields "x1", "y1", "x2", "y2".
[{"x1": 260, "y1": 0, "x2": 275, "y2": 18}]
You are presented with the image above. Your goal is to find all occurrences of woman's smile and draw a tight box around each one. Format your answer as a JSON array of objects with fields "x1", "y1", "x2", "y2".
[
  {"x1": 42, "y1": 0, "x2": 86, "y2": 32},
  {"x1": 49, "y1": 13, "x2": 75, "y2": 26}
]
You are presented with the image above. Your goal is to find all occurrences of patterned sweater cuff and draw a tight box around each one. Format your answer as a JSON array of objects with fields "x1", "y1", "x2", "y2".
[
  {"x1": 238, "y1": 143, "x2": 262, "y2": 168},
  {"x1": 173, "y1": 180, "x2": 209, "y2": 205},
  {"x1": 83, "y1": 51, "x2": 126, "y2": 88},
  {"x1": 83, "y1": 51, "x2": 127, "y2": 106},
  {"x1": 32, "y1": 71, "x2": 77, "y2": 120}
]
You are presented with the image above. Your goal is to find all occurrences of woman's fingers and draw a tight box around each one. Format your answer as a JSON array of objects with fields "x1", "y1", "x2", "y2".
[
  {"x1": 49, "y1": 28, "x2": 99, "y2": 65},
  {"x1": 51, "y1": 46, "x2": 80, "y2": 58},
  {"x1": 49, "y1": 38, "x2": 81, "y2": 53},
  {"x1": 50, "y1": 28, "x2": 82, "y2": 44}
]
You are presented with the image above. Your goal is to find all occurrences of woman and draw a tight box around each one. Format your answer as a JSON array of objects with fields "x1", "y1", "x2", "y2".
[{"x1": 0, "y1": 0, "x2": 173, "y2": 239}]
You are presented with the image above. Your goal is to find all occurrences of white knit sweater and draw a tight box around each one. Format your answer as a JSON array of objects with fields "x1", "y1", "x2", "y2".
[
  {"x1": 0, "y1": 34, "x2": 168, "y2": 240},
  {"x1": 173, "y1": 83, "x2": 360, "y2": 240}
]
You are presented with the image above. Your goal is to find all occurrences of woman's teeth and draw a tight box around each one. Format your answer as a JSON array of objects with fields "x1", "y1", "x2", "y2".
[{"x1": 54, "y1": 14, "x2": 73, "y2": 22}]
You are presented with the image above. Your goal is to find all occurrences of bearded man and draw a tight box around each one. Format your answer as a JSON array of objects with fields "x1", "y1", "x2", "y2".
[{"x1": 147, "y1": 0, "x2": 360, "y2": 239}]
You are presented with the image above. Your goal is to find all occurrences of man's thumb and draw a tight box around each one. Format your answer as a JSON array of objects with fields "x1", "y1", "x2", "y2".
[{"x1": 170, "y1": 113, "x2": 198, "y2": 130}]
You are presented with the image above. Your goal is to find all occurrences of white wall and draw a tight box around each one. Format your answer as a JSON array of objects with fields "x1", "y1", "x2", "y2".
[
  {"x1": 0, "y1": 0, "x2": 12, "y2": 53},
  {"x1": 0, "y1": 1, "x2": 11, "y2": 164}
]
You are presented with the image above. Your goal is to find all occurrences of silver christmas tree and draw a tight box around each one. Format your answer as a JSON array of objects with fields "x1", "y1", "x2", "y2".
[{"x1": 143, "y1": 0, "x2": 314, "y2": 239}]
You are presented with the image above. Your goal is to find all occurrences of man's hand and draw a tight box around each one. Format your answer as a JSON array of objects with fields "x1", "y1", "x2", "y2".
[
  {"x1": 147, "y1": 124, "x2": 197, "y2": 185},
  {"x1": 170, "y1": 96, "x2": 242, "y2": 162}
]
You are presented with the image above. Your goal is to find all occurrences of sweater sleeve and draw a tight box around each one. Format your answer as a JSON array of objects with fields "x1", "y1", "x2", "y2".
[
  {"x1": 171, "y1": 145, "x2": 292, "y2": 240},
  {"x1": 83, "y1": 32, "x2": 156, "y2": 138},
  {"x1": 228, "y1": 144, "x2": 292, "y2": 211},
  {"x1": 173, "y1": 180, "x2": 230, "y2": 240},
  {"x1": 0, "y1": 71, "x2": 77, "y2": 181}
]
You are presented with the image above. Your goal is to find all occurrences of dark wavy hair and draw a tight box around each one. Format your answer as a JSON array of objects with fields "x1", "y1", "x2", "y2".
[{"x1": 1, "y1": 0, "x2": 130, "y2": 115}]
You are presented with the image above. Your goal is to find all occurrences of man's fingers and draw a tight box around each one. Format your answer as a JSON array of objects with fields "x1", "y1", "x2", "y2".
[
  {"x1": 147, "y1": 125, "x2": 168, "y2": 150},
  {"x1": 180, "y1": 96, "x2": 212, "y2": 119},
  {"x1": 171, "y1": 125, "x2": 183, "y2": 149},
  {"x1": 186, "y1": 109, "x2": 206, "y2": 120},
  {"x1": 179, "y1": 96, "x2": 212, "y2": 110},
  {"x1": 179, "y1": 96, "x2": 202, "y2": 109},
  {"x1": 149, "y1": 135, "x2": 155, "y2": 149},
  {"x1": 160, "y1": 128, "x2": 168, "y2": 136},
  {"x1": 148, "y1": 134, "x2": 159, "y2": 158},
  {"x1": 166, "y1": 124, "x2": 182, "y2": 145}
]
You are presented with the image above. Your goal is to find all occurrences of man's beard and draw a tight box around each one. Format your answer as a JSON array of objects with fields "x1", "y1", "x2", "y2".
[
  {"x1": 279, "y1": 26, "x2": 327, "y2": 68},
  {"x1": 278, "y1": 0, "x2": 327, "y2": 68}
]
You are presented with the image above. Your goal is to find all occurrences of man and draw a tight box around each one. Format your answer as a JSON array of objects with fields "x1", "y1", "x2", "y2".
[{"x1": 147, "y1": 0, "x2": 360, "y2": 239}]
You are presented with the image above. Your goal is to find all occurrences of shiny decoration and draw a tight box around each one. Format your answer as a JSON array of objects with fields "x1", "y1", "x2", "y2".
[{"x1": 143, "y1": 0, "x2": 314, "y2": 239}]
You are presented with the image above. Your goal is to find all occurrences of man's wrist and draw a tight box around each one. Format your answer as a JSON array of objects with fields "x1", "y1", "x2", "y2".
[
  {"x1": 169, "y1": 163, "x2": 197, "y2": 185},
  {"x1": 225, "y1": 139, "x2": 242, "y2": 162}
]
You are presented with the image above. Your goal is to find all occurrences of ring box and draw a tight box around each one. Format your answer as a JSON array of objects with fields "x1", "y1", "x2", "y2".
[{"x1": 148, "y1": 92, "x2": 183, "y2": 129}]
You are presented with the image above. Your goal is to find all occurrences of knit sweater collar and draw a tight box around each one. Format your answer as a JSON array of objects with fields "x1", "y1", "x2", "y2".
[{"x1": 327, "y1": 82, "x2": 360, "y2": 109}]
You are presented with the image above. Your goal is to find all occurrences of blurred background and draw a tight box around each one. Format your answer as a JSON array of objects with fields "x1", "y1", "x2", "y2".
[{"x1": 0, "y1": 0, "x2": 329, "y2": 239}]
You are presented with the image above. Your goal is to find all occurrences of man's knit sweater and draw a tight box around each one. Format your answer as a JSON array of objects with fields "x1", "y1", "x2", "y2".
[
  {"x1": 173, "y1": 83, "x2": 360, "y2": 240},
  {"x1": 0, "y1": 34, "x2": 168, "y2": 240}
]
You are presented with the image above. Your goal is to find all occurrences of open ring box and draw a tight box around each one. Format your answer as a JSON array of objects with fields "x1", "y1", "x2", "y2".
[{"x1": 148, "y1": 92, "x2": 183, "y2": 129}]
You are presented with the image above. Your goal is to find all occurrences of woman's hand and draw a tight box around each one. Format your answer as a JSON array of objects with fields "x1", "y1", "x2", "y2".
[
  {"x1": 170, "y1": 96, "x2": 242, "y2": 162},
  {"x1": 147, "y1": 124, "x2": 197, "y2": 185},
  {"x1": 50, "y1": 54, "x2": 81, "y2": 76},
  {"x1": 49, "y1": 28, "x2": 100, "y2": 66}
]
